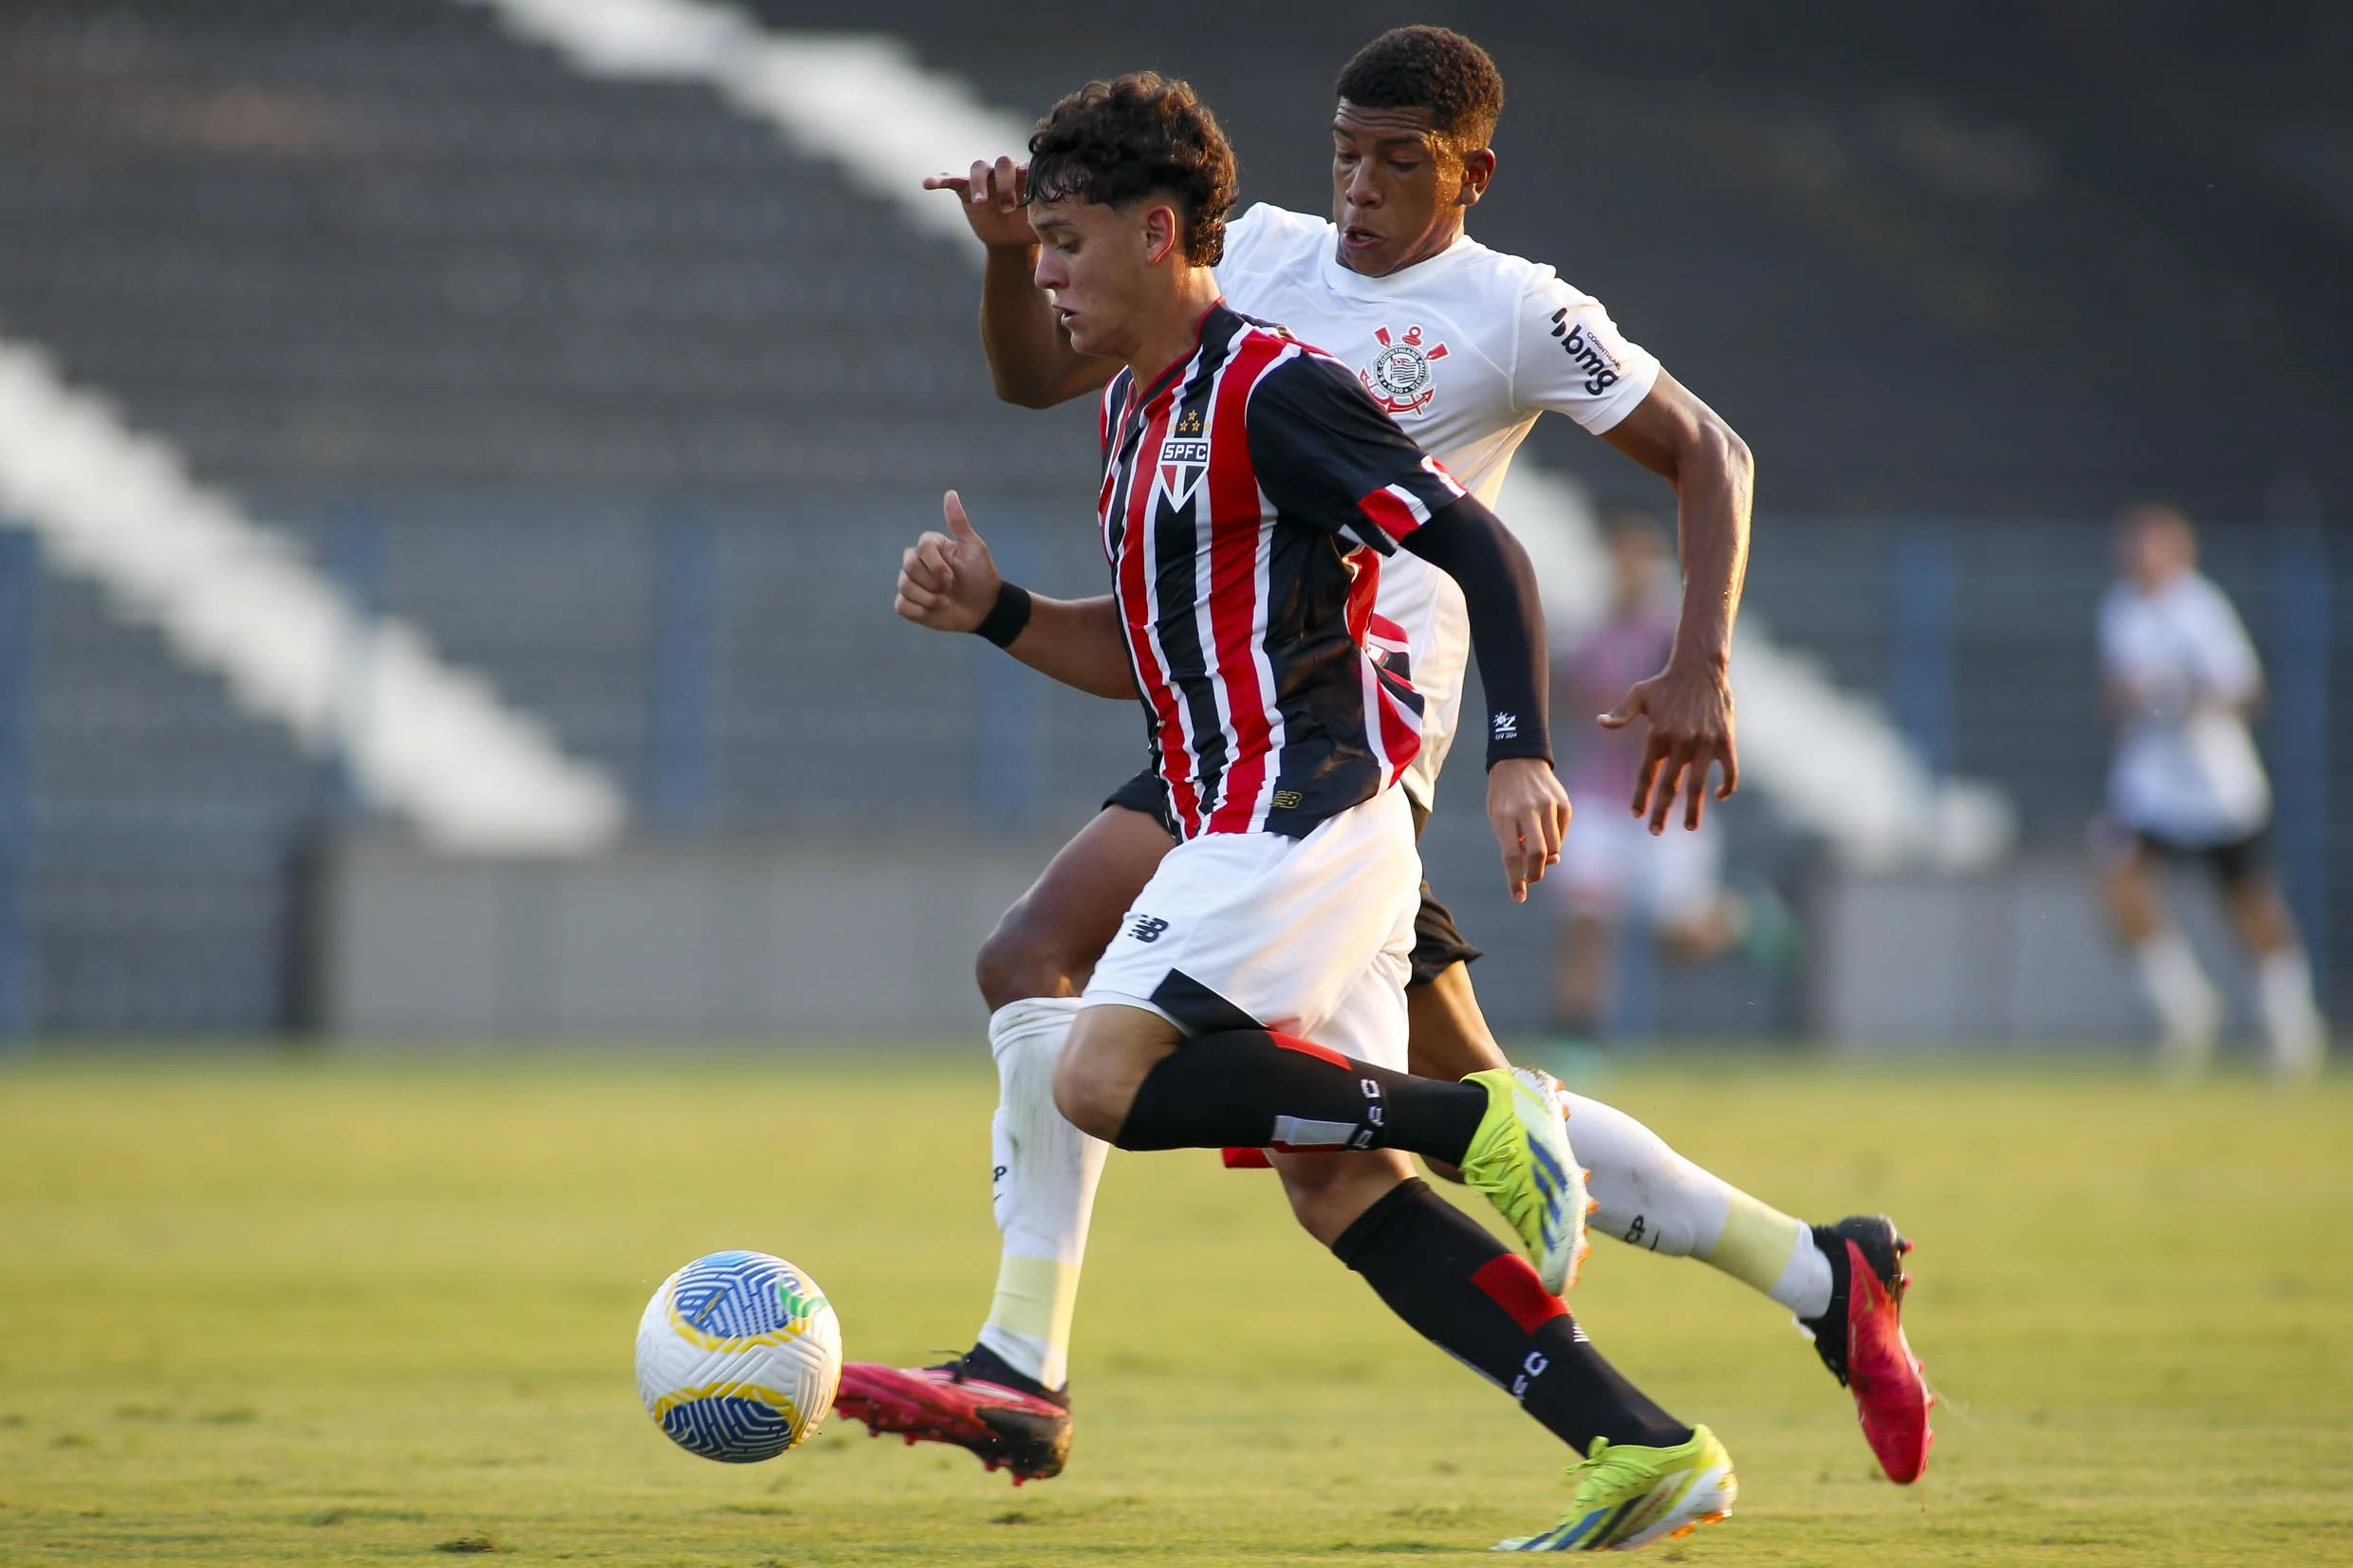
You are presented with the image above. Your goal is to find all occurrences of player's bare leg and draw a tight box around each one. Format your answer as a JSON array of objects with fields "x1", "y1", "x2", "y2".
[
  {"x1": 1407, "y1": 961, "x2": 1510, "y2": 1079},
  {"x1": 834, "y1": 805, "x2": 1173, "y2": 1482},
  {"x1": 1401, "y1": 951, "x2": 1936, "y2": 1483},
  {"x1": 976, "y1": 805, "x2": 1176, "y2": 1007}
]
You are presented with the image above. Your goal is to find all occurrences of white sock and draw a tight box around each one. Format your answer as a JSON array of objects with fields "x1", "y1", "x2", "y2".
[
  {"x1": 2256, "y1": 947, "x2": 2326, "y2": 1074},
  {"x1": 1560, "y1": 1092, "x2": 1832, "y2": 1319},
  {"x1": 973, "y1": 998, "x2": 1104, "y2": 1392},
  {"x1": 2136, "y1": 930, "x2": 2221, "y2": 1051}
]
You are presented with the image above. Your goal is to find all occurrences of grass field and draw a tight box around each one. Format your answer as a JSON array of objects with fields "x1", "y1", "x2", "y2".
[{"x1": 1, "y1": 1052, "x2": 2348, "y2": 1565}]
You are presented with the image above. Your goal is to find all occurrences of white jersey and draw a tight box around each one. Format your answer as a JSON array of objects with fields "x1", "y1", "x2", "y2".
[
  {"x1": 2099, "y1": 569, "x2": 2270, "y2": 843},
  {"x1": 1215, "y1": 202, "x2": 1660, "y2": 808}
]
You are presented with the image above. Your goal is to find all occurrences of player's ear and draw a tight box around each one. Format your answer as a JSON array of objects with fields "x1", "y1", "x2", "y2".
[
  {"x1": 1458, "y1": 147, "x2": 1496, "y2": 209},
  {"x1": 1139, "y1": 199, "x2": 1182, "y2": 267}
]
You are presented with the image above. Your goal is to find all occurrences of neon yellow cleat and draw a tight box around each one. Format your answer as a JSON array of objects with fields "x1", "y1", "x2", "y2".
[
  {"x1": 1495, "y1": 1426, "x2": 1737, "y2": 1553},
  {"x1": 1460, "y1": 1067, "x2": 1588, "y2": 1295}
]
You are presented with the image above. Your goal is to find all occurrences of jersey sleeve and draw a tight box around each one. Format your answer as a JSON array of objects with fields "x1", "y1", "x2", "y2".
[
  {"x1": 1512, "y1": 270, "x2": 1660, "y2": 433},
  {"x1": 2187, "y1": 580, "x2": 2263, "y2": 703},
  {"x1": 1245, "y1": 351, "x2": 1468, "y2": 554}
]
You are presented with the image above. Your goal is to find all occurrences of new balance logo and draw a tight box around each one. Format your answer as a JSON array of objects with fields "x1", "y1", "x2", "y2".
[
  {"x1": 1127, "y1": 914, "x2": 1170, "y2": 944},
  {"x1": 1492, "y1": 712, "x2": 1519, "y2": 740}
]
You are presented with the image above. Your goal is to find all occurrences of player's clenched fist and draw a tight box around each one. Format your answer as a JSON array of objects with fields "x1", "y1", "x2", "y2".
[{"x1": 895, "y1": 489, "x2": 1004, "y2": 634}]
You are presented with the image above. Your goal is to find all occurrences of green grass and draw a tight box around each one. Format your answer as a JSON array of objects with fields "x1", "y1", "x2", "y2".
[{"x1": 0, "y1": 1052, "x2": 2348, "y2": 1564}]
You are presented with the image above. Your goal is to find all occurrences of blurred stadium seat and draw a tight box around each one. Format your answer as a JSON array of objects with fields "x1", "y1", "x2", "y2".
[{"x1": 0, "y1": 0, "x2": 2342, "y2": 1036}]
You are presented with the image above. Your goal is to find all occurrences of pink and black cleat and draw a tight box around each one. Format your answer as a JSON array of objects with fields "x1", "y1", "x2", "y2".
[
  {"x1": 1800, "y1": 1215, "x2": 1936, "y2": 1484},
  {"x1": 833, "y1": 1356, "x2": 1072, "y2": 1485}
]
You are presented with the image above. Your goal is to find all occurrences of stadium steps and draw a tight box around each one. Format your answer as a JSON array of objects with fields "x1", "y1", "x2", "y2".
[{"x1": 0, "y1": 0, "x2": 2342, "y2": 1028}]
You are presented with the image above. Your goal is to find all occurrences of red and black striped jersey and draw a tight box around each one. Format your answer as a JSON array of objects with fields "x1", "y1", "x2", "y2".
[{"x1": 1096, "y1": 302, "x2": 1468, "y2": 840}]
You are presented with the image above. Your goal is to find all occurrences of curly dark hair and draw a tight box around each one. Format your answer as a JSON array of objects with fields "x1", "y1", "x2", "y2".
[
  {"x1": 1334, "y1": 26, "x2": 1506, "y2": 151},
  {"x1": 1028, "y1": 72, "x2": 1238, "y2": 266}
]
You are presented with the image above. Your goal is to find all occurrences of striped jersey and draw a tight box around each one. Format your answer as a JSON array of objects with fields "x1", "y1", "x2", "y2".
[{"x1": 1097, "y1": 302, "x2": 1468, "y2": 840}]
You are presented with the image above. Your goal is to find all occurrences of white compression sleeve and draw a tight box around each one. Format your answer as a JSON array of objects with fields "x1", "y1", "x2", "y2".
[
  {"x1": 973, "y1": 998, "x2": 1106, "y2": 1391},
  {"x1": 1561, "y1": 1090, "x2": 1832, "y2": 1319}
]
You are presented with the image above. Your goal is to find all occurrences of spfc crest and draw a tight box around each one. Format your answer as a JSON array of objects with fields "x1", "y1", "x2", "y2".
[
  {"x1": 1361, "y1": 323, "x2": 1449, "y2": 417},
  {"x1": 1156, "y1": 405, "x2": 1210, "y2": 505}
]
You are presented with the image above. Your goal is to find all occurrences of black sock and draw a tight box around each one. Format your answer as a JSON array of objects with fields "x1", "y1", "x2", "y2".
[
  {"x1": 956, "y1": 1342, "x2": 1066, "y2": 1408},
  {"x1": 1334, "y1": 1178, "x2": 1692, "y2": 1454},
  {"x1": 1112, "y1": 1028, "x2": 1489, "y2": 1165}
]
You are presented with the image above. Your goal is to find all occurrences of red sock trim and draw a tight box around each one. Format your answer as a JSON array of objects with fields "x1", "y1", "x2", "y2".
[
  {"x1": 1221, "y1": 1146, "x2": 1274, "y2": 1169},
  {"x1": 1268, "y1": 1030, "x2": 1352, "y2": 1070},
  {"x1": 1472, "y1": 1253, "x2": 1568, "y2": 1334}
]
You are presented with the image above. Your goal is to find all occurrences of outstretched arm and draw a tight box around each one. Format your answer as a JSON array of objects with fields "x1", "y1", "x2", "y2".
[
  {"x1": 895, "y1": 490, "x2": 1134, "y2": 700},
  {"x1": 1598, "y1": 370, "x2": 1753, "y2": 833},
  {"x1": 921, "y1": 158, "x2": 1120, "y2": 409}
]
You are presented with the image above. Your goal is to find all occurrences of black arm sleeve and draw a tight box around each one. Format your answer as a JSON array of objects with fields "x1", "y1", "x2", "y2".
[{"x1": 1400, "y1": 494, "x2": 1554, "y2": 768}]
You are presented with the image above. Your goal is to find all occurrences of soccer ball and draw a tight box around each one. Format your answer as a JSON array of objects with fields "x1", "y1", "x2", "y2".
[{"x1": 634, "y1": 1249, "x2": 843, "y2": 1463}]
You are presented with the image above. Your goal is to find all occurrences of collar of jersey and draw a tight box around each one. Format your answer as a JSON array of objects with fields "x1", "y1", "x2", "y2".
[
  {"x1": 1318, "y1": 227, "x2": 1477, "y2": 297},
  {"x1": 1132, "y1": 300, "x2": 1233, "y2": 410}
]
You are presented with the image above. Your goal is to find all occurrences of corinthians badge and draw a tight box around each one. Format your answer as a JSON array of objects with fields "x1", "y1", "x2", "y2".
[{"x1": 1361, "y1": 323, "x2": 1450, "y2": 417}]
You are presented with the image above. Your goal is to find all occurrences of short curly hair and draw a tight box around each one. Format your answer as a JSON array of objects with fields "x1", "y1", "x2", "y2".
[
  {"x1": 1028, "y1": 73, "x2": 1238, "y2": 266},
  {"x1": 1334, "y1": 26, "x2": 1506, "y2": 151}
]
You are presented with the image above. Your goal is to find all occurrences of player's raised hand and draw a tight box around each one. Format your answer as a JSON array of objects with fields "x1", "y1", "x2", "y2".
[
  {"x1": 920, "y1": 157, "x2": 1036, "y2": 249},
  {"x1": 1487, "y1": 757, "x2": 1573, "y2": 903},
  {"x1": 1602, "y1": 658, "x2": 1739, "y2": 834},
  {"x1": 895, "y1": 490, "x2": 1004, "y2": 634}
]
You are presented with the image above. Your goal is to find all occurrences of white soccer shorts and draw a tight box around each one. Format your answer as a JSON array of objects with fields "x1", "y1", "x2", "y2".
[{"x1": 1082, "y1": 786, "x2": 1420, "y2": 1069}]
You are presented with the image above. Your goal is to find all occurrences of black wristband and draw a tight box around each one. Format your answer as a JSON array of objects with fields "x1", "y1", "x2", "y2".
[{"x1": 974, "y1": 581, "x2": 1033, "y2": 649}]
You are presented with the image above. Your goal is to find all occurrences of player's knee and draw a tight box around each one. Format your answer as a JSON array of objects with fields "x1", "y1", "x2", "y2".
[
  {"x1": 975, "y1": 904, "x2": 1081, "y2": 1012},
  {"x1": 1277, "y1": 1159, "x2": 1400, "y2": 1249},
  {"x1": 1280, "y1": 1179, "x2": 1349, "y2": 1244},
  {"x1": 1050, "y1": 1046, "x2": 1127, "y2": 1143}
]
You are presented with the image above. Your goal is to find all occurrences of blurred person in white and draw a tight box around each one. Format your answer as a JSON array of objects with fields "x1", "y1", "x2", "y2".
[
  {"x1": 2096, "y1": 502, "x2": 2326, "y2": 1078},
  {"x1": 1549, "y1": 512, "x2": 1796, "y2": 1039}
]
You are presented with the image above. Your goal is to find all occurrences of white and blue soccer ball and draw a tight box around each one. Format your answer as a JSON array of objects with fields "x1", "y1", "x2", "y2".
[{"x1": 635, "y1": 1250, "x2": 843, "y2": 1463}]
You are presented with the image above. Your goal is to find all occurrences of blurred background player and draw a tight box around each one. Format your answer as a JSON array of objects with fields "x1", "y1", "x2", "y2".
[
  {"x1": 2096, "y1": 503, "x2": 2328, "y2": 1078},
  {"x1": 1548, "y1": 512, "x2": 1797, "y2": 1040}
]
